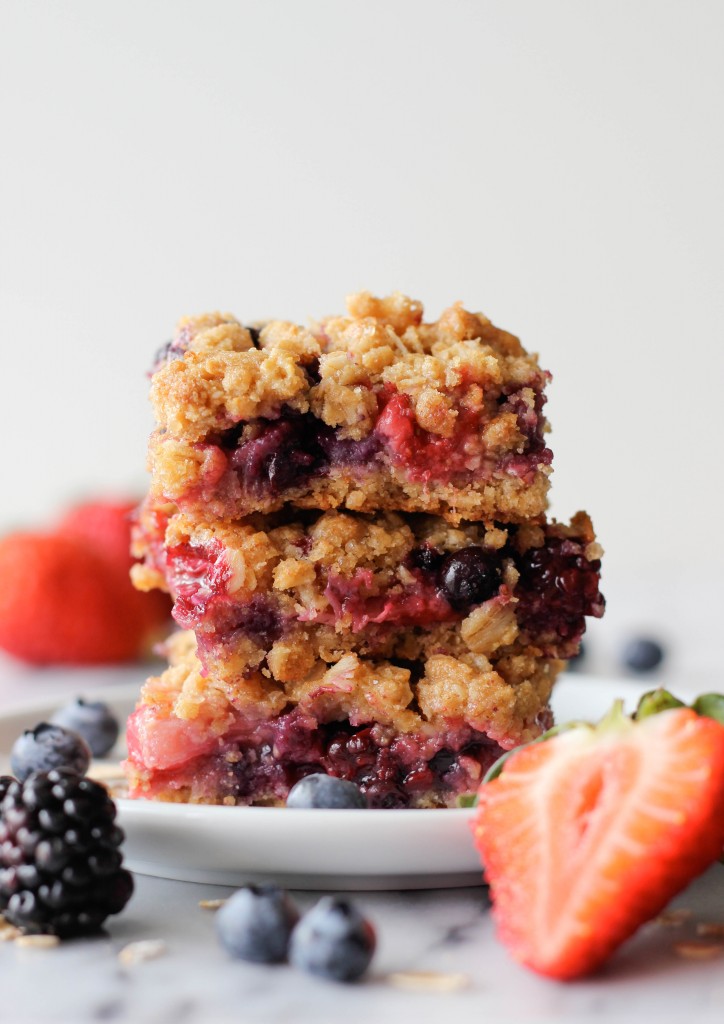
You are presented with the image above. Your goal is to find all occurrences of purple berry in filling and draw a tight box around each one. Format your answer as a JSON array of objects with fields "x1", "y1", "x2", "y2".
[
  {"x1": 407, "y1": 545, "x2": 443, "y2": 574},
  {"x1": 315, "y1": 429, "x2": 381, "y2": 469},
  {"x1": 225, "y1": 410, "x2": 380, "y2": 496},
  {"x1": 439, "y1": 548, "x2": 503, "y2": 610},
  {"x1": 500, "y1": 386, "x2": 551, "y2": 461},
  {"x1": 514, "y1": 538, "x2": 604, "y2": 653},
  {"x1": 227, "y1": 595, "x2": 284, "y2": 648},
  {"x1": 429, "y1": 749, "x2": 457, "y2": 774},
  {"x1": 230, "y1": 419, "x2": 322, "y2": 494}
]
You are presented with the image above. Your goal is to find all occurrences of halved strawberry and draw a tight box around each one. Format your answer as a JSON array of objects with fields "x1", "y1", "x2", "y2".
[{"x1": 473, "y1": 705, "x2": 724, "y2": 980}]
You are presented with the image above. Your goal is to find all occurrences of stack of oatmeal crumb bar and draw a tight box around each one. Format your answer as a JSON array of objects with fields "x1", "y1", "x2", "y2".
[{"x1": 125, "y1": 292, "x2": 604, "y2": 807}]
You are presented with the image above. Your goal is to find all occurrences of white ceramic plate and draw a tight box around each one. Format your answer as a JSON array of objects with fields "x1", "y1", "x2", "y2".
[{"x1": 0, "y1": 674, "x2": 654, "y2": 890}]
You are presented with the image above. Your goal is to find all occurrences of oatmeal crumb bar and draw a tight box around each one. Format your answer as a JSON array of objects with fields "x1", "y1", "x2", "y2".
[
  {"x1": 124, "y1": 630, "x2": 562, "y2": 809},
  {"x1": 148, "y1": 293, "x2": 552, "y2": 524},
  {"x1": 132, "y1": 502, "x2": 603, "y2": 688}
]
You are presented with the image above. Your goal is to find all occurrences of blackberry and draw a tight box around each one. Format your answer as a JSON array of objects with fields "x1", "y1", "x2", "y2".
[
  {"x1": 514, "y1": 537, "x2": 604, "y2": 651},
  {"x1": 0, "y1": 769, "x2": 134, "y2": 937}
]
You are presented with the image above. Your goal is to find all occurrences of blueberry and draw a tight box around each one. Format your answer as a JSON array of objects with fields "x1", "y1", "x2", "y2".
[
  {"x1": 622, "y1": 637, "x2": 665, "y2": 673},
  {"x1": 50, "y1": 699, "x2": 120, "y2": 758},
  {"x1": 439, "y1": 547, "x2": 502, "y2": 609},
  {"x1": 408, "y1": 545, "x2": 443, "y2": 574},
  {"x1": 286, "y1": 774, "x2": 367, "y2": 809},
  {"x1": 289, "y1": 897, "x2": 376, "y2": 982},
  {"x1": 215, "y1": 885, "x2": 299, "y2": 963},
  {"x1": 10, "y1": 724, "x2": 91, "y2": 782}
]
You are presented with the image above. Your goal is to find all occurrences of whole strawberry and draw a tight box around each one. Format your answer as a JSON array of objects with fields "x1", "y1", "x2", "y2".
[
  {"x1": 473, "y1": 704, "x2": 724, "y2": 980},
  {"x1": 57, "y1": 498, "x2": 171, "y2": 635},
  {"x1": 0, "y1": 532, "x2": 148, "y2": 664},
  {"x1": 57, "y1": 499, "x2": 140, "y2": 573}
]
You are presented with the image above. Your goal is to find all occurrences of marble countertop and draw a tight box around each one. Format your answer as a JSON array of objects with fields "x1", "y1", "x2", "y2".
[
  {"x1": 1, "y1": 573, "x2": 724, "y2": 1024},
  {"x1": 2, "y1": 868, "x2": 724, "y2": 1024}
]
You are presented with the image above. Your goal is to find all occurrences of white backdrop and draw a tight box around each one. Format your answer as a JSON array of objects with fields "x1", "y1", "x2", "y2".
[{"x1": 1, "y1": 0, "x2": 723, "y2": 589}]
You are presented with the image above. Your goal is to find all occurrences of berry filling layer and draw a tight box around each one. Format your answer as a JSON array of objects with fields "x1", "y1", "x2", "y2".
[
  {"x1": 154, "y1": 524, "x2": 603, "y2": 661},
  {"x1": 185, "y1": 381, "x2": 551, "y2": 505},
  {"x1": 126, "y1": 703, "x2": 514, "y2": 809}
]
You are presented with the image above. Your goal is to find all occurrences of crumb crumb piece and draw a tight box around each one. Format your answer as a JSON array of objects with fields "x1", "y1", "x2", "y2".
[
  {"x1": 696, "y1": 922, "x2": 724, "y2": 939},
  {"x1": 15, "y1": 934, "x2": 60, "y2": 949},
  {"x1": 388, "y1": 970, "x2": 471, "y2": 992},
  {"x1": 118, "y1": 939, "x2": 167, "y2": 966},
  {"x1": 0, "y1": 916, "x2": 22, "y2": 942},
  {"x1": 87, "y1": 762, "x2": 126, "y2": 782},
  {"x1": 656, "y1": 909, "x2": 692, "y2": 927},
  {"x1": 198, "y1": 899, "x2": 226, "y2": 911},
  {"x1": 674, "y1": 941, "x2": 724, "y2": 961}
]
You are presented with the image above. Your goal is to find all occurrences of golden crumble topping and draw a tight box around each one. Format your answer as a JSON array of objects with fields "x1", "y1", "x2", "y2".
[
  {"x1": 136, "y1": 630, "x2": 560, "y2": 749},
  {"x1": 151, "y1": 292, "x2": 546, "y2": 444}
]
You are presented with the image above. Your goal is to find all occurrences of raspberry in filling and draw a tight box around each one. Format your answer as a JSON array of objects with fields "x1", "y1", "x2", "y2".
[
  {"x1": 166, "y1": 543, "x2": 286, "y2": 649},
  {"x1": 321, "y1": 569, "x2": 457, "y2": 631},
  {"x1": 375, "y1": 386, "x2": 551, "y2": 486},
  {"x1": 167, "y1": 540, "x2": 232, "y2": 627},
  {"x1": 374, "y1": 391, "x2": 486, "y2": 484}
]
